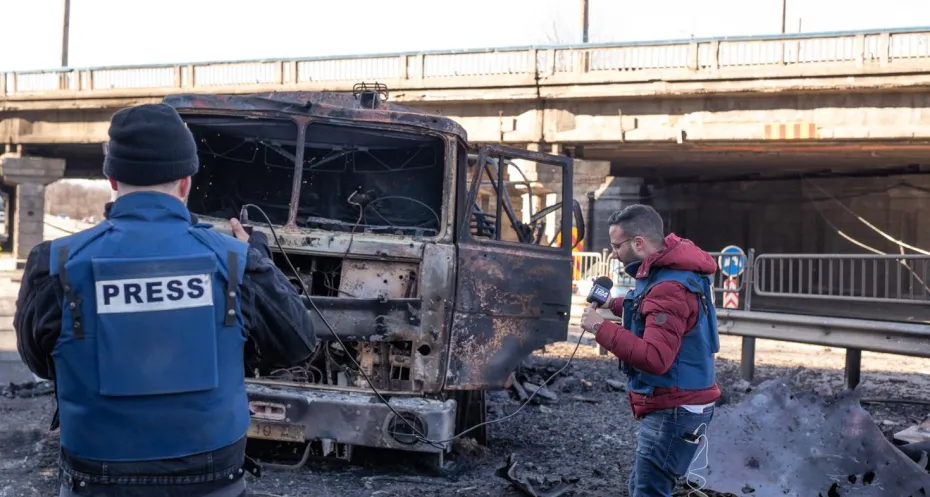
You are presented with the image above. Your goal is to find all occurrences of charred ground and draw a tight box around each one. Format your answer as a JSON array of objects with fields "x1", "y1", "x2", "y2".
[{"x1": 2, "y1": 333, "x2": 928, "y2": 497}]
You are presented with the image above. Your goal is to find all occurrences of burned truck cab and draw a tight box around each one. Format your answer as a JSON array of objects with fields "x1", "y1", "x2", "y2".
[{"x1": 163, "y1": 87, "x2": 580, "y2": 466}]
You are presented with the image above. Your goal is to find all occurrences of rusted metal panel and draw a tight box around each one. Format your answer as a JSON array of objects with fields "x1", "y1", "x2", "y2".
[
  {"x1": 339, "y1": 260, "x2": 419, "y2": 299},
  {"x1": 705, "y1": 378, "x2": 930, "y2": 496},
  {"x1": 445, "y1": 245, "x2": 571, "y2": 389},
  {"x1": 163, "y1": 91, "x2": 468, "y2": 143},
  {"x1": 245, "y1": 384, "x2": 456, "y2": 453},
  {"x1": 415, "y1": 243, "x2": 456, "y2": 393},
  {"x1": 301, "y1": 297, "x2": 422, "y2": 341}
]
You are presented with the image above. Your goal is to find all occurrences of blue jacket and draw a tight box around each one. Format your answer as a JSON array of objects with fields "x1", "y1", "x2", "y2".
[
  {"x1": 49, "y1": 192, "x2": 251, "y2": 461},
  {"x1": 621, "y1": 263, "x2": 720, "y2": 396}
]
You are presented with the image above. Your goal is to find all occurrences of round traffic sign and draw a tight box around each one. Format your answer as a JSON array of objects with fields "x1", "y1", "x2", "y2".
[{"x1": 718, "y1": 245, "x2": 746, "y2": 278}]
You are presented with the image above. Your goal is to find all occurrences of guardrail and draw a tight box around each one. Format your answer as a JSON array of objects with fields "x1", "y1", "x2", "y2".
[
  {"x1": 3, "y1": 27, "x2": 929, "y2": 97},
  {"x1": 600, "y1": 305, "x2": 930, "y2": 390}
]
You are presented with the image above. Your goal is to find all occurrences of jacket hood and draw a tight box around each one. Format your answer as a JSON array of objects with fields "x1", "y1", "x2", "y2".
[{"x1": 627, "y1": 233, "x2": 718, "y2": 279}]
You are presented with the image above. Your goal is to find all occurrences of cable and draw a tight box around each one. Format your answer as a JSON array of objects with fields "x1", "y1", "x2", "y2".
[
  {"x1": 361, "y1": 195, "x2": 442, "y2": 230},
  {"x1": 684, "y1": 423, "x2": 710, "y2": 497},
  {"x1": 241, "y1": 202, "x2": 591, "y2": 449},
  {"x1": 800, "y1": 184, "x2": 930, "y2": 294},
  {"x1": 803, "y1": 178, "x2": 930, "y2": 256}
]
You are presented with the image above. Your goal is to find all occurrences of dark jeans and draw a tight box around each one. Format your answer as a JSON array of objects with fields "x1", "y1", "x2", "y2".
[
  {"x1": 60, "y1": 478, "x2": 247, "y2": 497},
  {"x1": 58, "y1": 437, "x2": 255, "y2": 497},
  {"x1": 628, "y1": 406, "x2": 714, "y2": 497}
]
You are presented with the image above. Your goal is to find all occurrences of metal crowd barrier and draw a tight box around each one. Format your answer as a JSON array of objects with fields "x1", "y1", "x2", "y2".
[
  {"x1": 753, "y1": 253, "x2": 930, "y2": 305},
  {"x1": 572, "y1": 249, "x2": 748, "y2": 303}
]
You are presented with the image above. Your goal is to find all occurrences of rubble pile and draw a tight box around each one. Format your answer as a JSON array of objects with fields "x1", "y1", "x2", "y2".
[{"x1": 505, "y1": 356, "x2": 619, "y2": 408}]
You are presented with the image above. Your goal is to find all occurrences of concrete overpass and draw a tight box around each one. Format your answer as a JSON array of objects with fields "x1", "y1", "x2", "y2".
[
  {"x1": 1, "y1": 27, "x2": 930, "y2": 262},
  {"x1": 2, "y1": 26, "x2": 930, "y2": 179}
]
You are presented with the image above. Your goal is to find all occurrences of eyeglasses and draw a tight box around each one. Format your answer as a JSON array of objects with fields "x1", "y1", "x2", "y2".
[{"x1": 611, "y1": 238, "x2": 633, "y2": 252}]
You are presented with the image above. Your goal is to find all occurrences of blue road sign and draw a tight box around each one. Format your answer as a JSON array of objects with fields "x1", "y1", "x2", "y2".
[{"x1": 718, "y1": 245, "x2": 746, "y2": 278}]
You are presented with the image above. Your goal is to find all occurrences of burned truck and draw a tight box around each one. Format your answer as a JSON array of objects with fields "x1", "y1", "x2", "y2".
[{"x1": 162, "y1": 86, "x2": 582, "y2": 467}]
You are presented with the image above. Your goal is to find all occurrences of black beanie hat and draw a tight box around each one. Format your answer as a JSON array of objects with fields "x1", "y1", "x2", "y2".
[{"x1": 103, "y1": 103, "x2": 199, "y2": 186}]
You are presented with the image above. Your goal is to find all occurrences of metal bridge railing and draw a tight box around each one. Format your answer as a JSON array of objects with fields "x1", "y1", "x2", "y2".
[
  {"x1": 3, "y1": 27, "x2": 929, "y2": 97},
  {"x1": 753, "y1": 253, "x2": 930, "y2": 305}
]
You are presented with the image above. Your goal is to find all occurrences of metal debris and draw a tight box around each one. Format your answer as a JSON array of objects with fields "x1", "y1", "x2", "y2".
[
  {"x1": 2, "y1": 381, "x2": 54, "y2": 399},
  {"x1": 523, "y1": 382, "x2": 558, "y2": 402},
  {"x1": 494, "y1": 454, "x2": 575, "y2": 497},
  {"x1": 605, "y1": 379, "x2": 625, "y2": 391},
  {"x1": 571, "y1": 395, "x2": 601, "y2": 404},
  {"x1": 704, "y1": 378, "x2": 930, "y2": 497},
  {"x1": 511, "y1": 380, "x2": 529, "y2": 402},
  {"x1": 897, "y1": 441, "x2": 930, "y2": 472}
]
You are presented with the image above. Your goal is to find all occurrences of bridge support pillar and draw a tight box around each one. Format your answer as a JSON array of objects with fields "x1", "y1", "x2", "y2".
[
  {"x1": 586, "y1": 177, "x2": 645, "y2": 252},
  {"x1": 0, "y1": 155, "x2": 66, "y2": 265}
]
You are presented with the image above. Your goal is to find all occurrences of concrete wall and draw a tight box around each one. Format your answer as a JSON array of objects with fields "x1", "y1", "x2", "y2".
[{"x1": 649, "y1": 174, "x2": 930, "y2": 256}]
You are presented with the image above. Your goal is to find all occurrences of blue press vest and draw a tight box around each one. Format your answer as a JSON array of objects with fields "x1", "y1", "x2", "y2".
[
  {"x1": 49, "y1": 192, "x2": 251, "y2": 462},
  {"x1": 620, "y1": 263, "x2": 720, "y2": 396}
]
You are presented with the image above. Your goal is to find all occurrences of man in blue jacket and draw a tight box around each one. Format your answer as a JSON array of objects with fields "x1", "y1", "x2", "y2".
[{"x1": 14, "y1": 103, "x2": 316, "y2": 497}]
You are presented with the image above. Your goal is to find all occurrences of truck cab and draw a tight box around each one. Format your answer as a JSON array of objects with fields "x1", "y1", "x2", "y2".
[{"x1": 163, "y1": 85, "x2": 581, "y2": 467}]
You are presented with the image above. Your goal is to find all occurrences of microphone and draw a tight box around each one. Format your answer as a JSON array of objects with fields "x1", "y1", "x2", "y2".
[{"x1": 586, "y1": 276, "x2": 614, "y2": 310}]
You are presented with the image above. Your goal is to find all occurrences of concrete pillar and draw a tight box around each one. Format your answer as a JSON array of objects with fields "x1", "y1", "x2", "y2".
[
  {"x1": 572, "y1": 159, "x2": 611, "y2": 251},
  {"x1": 0, "y1": 155, "x2": 67, "y2": 264},
  {"x1": 588, "y1": 177, "x2": 645, "y2": 252}
]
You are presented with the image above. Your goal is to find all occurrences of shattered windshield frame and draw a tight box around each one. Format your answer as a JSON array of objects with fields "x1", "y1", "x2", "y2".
[{"x1": 186, "y1": 114, "x2": 453, "y2": 240}]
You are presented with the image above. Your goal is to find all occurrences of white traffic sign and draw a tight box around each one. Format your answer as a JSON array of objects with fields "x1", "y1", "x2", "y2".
[
  {"x1": 718, "y1": 245, "x2": 746, "y2": 278},
  {"x1": 723, "y1": 277, "x2": 740, "y2": 309}
]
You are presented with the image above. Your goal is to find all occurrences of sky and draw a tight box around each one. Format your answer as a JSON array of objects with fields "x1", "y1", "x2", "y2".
[{"x1": 1, "y1": 0, "x2": 930, "y2": 72}]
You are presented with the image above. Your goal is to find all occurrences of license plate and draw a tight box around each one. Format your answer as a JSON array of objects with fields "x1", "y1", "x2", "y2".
[{"x1": 248, "y1": 420, "x2": 306, "y2": 443}]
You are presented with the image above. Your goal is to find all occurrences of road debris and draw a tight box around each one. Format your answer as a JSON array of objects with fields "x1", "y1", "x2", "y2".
[
  {"x1": 571, "y1": 395, "x2": 601, "y2": 404},
  {"x1": 522, "y1": 382, "x2": 558, "y2": 402},
  {"x1": 605, "y1": 379, "x2": 625, "y2": 391},
  {"x1": 2, "y1": 381, "x2": 54, "y2": 399},
  {"x1": 494, "y1": 454, "x2": 575, "y2": 497},
  {"x1": 704, "y1": 377, "x2": 930, "y2": 497},
  {"x1": 511, "y1": 380, "x2": 529, "y2": 402},
  {"x1": 2, "y1": 336, "x2": 929, "y2": 496}
]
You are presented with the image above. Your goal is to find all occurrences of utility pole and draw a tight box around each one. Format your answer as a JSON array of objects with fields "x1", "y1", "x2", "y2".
[
  {"x1": 61, "y1": 0, "x2": 71, "y2": 67},
  {"x1": 581, "y1": 0, "x2": 589, "y2": 43},
  {"x1": 780, "y1": 0, "x2": 787, "y2": 34}
]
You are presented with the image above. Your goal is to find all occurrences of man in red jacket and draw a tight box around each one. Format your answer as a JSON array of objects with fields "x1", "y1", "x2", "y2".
[{"x1": 580, "y1": 204, "x2": 721, "y2": 497}]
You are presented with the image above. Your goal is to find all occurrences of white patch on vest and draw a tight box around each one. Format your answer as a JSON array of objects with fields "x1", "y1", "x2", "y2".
[{"x1": 95, "y1": 274, "x2": 213, "y2": 314}]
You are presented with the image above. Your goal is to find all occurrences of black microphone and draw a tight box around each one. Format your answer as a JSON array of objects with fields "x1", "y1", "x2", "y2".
[
  {"x1": 586, "y1": 276, "x2": 614, "y2": 310},
  {"x1": 239, "y1": 205, "x2": 253, "y2": 236}
]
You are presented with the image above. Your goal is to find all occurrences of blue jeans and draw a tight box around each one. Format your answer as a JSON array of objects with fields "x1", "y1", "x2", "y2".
[{"x1": 628, "y1": 406, "x2": 714, "y2": 497}]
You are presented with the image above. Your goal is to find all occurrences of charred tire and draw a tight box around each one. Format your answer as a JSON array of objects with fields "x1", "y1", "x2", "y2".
[{"x1": 451, "y1": 390, "x2": 489, "y2": 447}]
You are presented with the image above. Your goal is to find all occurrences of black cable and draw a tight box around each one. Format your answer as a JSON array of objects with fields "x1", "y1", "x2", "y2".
[
  {"x1": 241, "y1": 203, "x2": 592, "y2": 449},
  {"x1": 361, "y1": 195, "x2": 442, "y2": 229}
]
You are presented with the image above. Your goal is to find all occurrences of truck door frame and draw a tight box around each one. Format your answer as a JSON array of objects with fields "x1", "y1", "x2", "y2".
[{"x1": 444, "y1": 143, "x2": 574, "y2": 390}]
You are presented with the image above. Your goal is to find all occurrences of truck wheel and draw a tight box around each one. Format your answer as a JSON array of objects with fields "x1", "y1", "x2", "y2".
[{"x1": 452, "y1": 390, "x2": 489, "y2": 447}]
